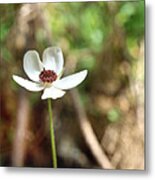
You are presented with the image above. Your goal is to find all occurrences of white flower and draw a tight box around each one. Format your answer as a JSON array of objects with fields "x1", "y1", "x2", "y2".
[{"x1": 12, "y1": 47, "x2": 88, "y2": 100}]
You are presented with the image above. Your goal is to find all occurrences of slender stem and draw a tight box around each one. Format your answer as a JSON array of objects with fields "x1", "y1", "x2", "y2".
[{"x1": 47, "y1": 99, "x2": 57, "y2": 168}]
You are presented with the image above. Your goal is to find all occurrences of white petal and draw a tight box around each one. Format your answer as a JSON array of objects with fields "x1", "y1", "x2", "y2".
[
  {"x1": 42, "y1": 47, "x2": 64, "y2": 75},
  {"x1": 13, "y1": 75, "x2": 44, "y2": 92},
  {"x1": 23, "y1": 50, "x2": 44, "y2": 82},
  {"x1": 53, "y1": 70, "x2": 88, "y2": 90},
  {"x1": 41, "y1": 86, "x2": 66, "y2": 100}
]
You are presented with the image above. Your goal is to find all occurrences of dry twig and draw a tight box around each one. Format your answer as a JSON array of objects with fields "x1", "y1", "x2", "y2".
[{"x1": 71, "y1": 89, "x2": 114, "y2": 169}]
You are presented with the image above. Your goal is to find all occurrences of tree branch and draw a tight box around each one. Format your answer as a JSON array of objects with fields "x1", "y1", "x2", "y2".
[{"x1": 70, "y1": 89, "x2": 114, "y2": 169}]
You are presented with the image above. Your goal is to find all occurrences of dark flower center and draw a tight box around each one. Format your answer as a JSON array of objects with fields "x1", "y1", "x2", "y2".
[{"x1": 39, "y1": 68, "x2": 57, "y2": 83}]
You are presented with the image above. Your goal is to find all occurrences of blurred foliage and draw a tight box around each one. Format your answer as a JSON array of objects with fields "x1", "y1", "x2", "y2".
[
  {"x1": 107, "y1": 107, "x2": 121, "y2": 123},
  {"x1": 0, "y1": 1, "x2": 144, "y2": 168}
]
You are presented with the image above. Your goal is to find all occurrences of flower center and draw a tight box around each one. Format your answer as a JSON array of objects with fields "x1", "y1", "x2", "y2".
[{"x1": 39, "y1": 68, "x2": 57, "y2": 83}]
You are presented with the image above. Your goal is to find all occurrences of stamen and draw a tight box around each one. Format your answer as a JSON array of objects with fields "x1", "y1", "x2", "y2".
[{"x1": 39, "y1": 68, "x2": 57, "y2": 83}]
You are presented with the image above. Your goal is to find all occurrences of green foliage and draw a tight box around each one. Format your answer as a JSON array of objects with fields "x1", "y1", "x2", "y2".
[
  {"x1": 116, "y1": 2, "x2": 135, "y2": 25},
  {"x1": 124, "y1": 1, "x2": 144, "y2": 40},
  {"x1": 107, "y1": 108, "x2": 121, "y2": 123},
  {"x1": 46, "y1": 2, "x2": 106, "y2": 51},
  {"x1": 0, "y1": 5, "x2": 17, "y2": 42},
  {"x1": 77, "y1": 56, "x2": 96, "y2": 72},
  {"x1": 1, "y1": 47, "x2": 12, "y2": 62}
]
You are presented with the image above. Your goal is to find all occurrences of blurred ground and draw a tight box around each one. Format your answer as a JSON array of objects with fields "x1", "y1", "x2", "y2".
[{"x1": 0, "y1": 1, "x2": 144, "y2": 169}]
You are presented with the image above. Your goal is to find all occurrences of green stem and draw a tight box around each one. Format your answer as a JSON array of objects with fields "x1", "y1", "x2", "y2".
[{"x1": 47, "y1": 99, "x2": 57, "y2": 168}]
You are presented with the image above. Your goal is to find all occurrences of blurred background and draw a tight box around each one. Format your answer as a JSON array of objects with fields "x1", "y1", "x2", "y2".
[{"x1": 0, "y1": 1, "x2": 144, "y2": 169}]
